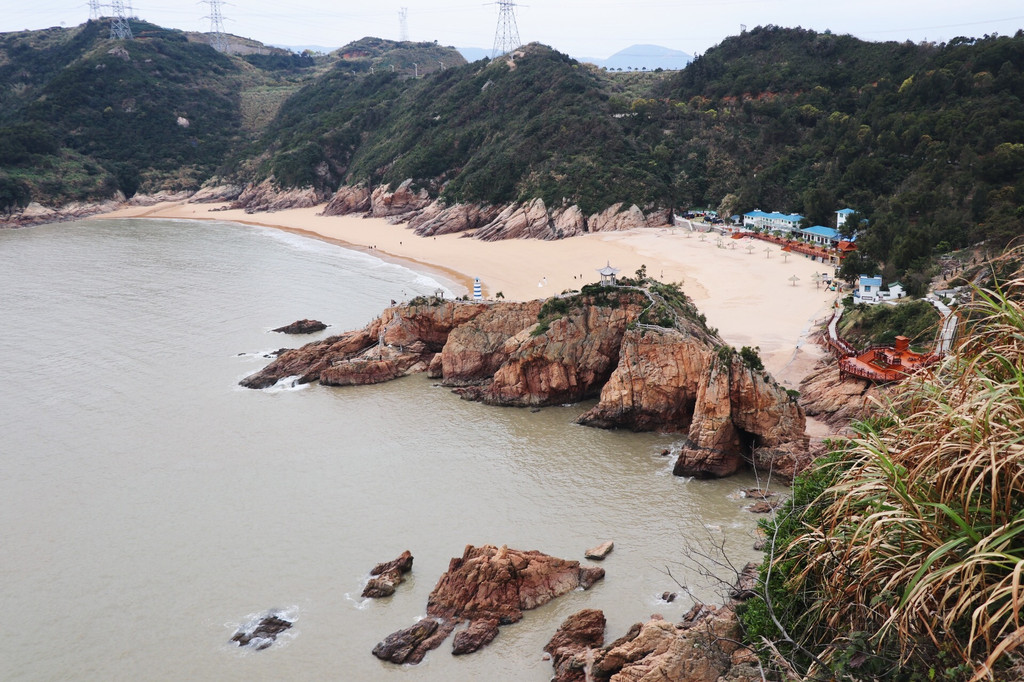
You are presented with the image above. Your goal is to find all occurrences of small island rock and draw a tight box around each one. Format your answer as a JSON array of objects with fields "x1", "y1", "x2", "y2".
[
  {"x1": 362, "y1": 550, "x2": 414, "y2": 599},
  {"x1": 272, "y1": 319, "x2": 327, "y2": 334},
  {"x1": 584, "y1": 540, "x2": 614, "y2": 560}
]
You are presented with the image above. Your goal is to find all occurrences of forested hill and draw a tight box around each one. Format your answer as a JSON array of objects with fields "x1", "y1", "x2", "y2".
[
  {"x1": 0, "y1": 23, "x2": 462, "y2": 207},
  {"x1": 2, "y1": 22, "x2": 1024, "y2": 286},
  {"x1": 654, "y1": 26, "x2": 1024, "y2": 287}
]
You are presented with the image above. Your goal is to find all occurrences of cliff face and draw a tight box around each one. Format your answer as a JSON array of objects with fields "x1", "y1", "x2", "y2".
[
  {"x1": 460, "y1": 298, "x2": 647, "y2": 406},
  {"x1": 241, "y1": 289, "x2": 809, "y2": 478}
]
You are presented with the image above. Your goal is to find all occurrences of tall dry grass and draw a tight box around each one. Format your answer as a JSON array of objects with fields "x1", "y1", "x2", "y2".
[{"x1": 789, "y1": 263, "x2": 1024, "y2": 680}]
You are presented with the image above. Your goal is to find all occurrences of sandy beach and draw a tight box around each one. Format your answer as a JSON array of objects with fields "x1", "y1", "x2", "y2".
[{"x1": 97, "y1": 201, "x2": 837, "y2": 388}]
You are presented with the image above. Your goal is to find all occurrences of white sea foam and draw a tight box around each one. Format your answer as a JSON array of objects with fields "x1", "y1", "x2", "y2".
[{"x1": 263, "y1": 375, "x2": 309, "y2": 393}]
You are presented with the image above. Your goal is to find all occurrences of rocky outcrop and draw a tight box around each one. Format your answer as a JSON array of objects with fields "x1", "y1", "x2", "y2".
[
  {"x1": 458, "y1": 295, "x2": 648, "y2": 406},
  {"x1": 545, "y1": 609, "x2": 607, "y2": 682},
  {"x1": 1, "y1": 196, "x2": 125, "y2": 228},
  {"x1": 272, "y1": 319, "x2": 327, "y2": 334},
  {"x1": 242, "y1": 291, "x2": 809, "y2": 477},
  {"x1": 577, "y1": 327, "x2": 714, "y2": 431},
  {"x1": 798, "y1": 357, "x2": 883, "y2": 427},
  {"x1": 674, "y1": 355, "x2": 807, "y2": 479},
  {"x1": 239, "y1": 301, "x2": 488, "y2": 389},
  {"x1": 371, "y1": 618, "x2": 455, "y2": 664},
  {"x1": 587, "y1": 203, "x2": 650, "y2": 232},
  {"x1": 548, "y1": 604, "x2": 761, "y2": 682},
  {"x1": 473, "y1": 198, "x2": 559, "y2": 241},
  {"x1": 362, "y1": 550, "x2": 414, "y2": 598},
  {"x1": 370, "y1": 179, "x2": 431, "y2": 218},
  {"x1": 320, "y1": 183, "x2": 371, "y2": 216},
  {"x1": 234, "y1": 178, "x2": 324, "y2": 213},
  {"x1": 125, "y1": 191, "x2": 192, "y2": 206},
  {"x1": 373, "y1": 544, "x2": 604, "y2": 665},
  {"x1": 408, "y1": 201, "x2": 503, "y2": 237},
  {"x1": 427, "y1": 544, "x2": 605, "y2": 624},
  {"x1": 438, "y1": 301, "x2": 544, "y2": 386},
  {"x1": 188, "y1": 183, "x2": 243, "y2": 203}
]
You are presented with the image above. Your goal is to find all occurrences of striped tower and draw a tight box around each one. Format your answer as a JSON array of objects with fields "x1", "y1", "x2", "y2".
[{"x1": 473, "y1": 278, "x2": 482, "y2": 300}]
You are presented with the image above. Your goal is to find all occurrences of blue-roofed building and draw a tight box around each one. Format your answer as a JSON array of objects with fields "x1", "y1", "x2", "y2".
[
  {"x1": 855, "y1": 274, "x2": 883, "y2": 302},
  {"x1": 800, "y1": 225, "x2": 840, "y2": 246},
  {"x1": 836, "y1": 208, "x2": 856, "y2": 228},
  {"x1": 742, "y1": 209, "x2": 804, "y2": 234}
]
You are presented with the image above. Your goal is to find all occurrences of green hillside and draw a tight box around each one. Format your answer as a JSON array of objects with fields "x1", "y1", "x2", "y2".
[
  {"x1": 0, "y1": 19, "x2": 325, "y2": 207},
  {"x1": 3, "y1": 21, "x2": 1024, "y2": 288}
]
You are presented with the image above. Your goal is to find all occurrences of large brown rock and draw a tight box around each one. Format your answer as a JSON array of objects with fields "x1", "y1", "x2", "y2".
[
  {"x1": 426, "y1": 544, "x2": 605, "y2": 624},
  {"x1": 577, "y1": 326, "x2": 713, "y2": 431},
  {"x1": 272, "y1": 319, "x2": 327, "y2": 334},
  {"x1": 371, "y1": 618, "x2": 455, "y2": 664},
  {"x1": 676, "y1": 355, "x2": 807, "y2": 479},
  {"x1": 321, "y1": 184, "x2": 371, "y2": 215},
  {"x1": 460, "y1": 295, "x2": 648, "y2": 406},
  {"x1": 374, "y1": 545, "x2": 604, "y2": 665},
  {"x1": 241, "y1": 293, "x2": 809, "y2": 479},
  {"x1": 189, "y1": 183, "x2": 243, "y2": 203},
  {"x1": 798, "y1": 357, "x2": 883, "y2": 427},
  {"x1": 545, "y1": 609, "x2": 606, "y2": 682},
  {"x1": 439, "y1": 301, "x2": 544, "y2": 386},
  {"x1": 474, "y1": 198, "x2": 557, "y2": 241}
]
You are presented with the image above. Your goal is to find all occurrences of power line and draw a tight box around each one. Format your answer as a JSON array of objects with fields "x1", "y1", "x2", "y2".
[{"x1": 490, "y1": 0, "x2": 521, "y2": 58}]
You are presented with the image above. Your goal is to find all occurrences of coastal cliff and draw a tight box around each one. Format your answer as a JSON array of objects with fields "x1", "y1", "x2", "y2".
[{"x1": 242, "y1": 283, "x2": 807, "y2": 478}]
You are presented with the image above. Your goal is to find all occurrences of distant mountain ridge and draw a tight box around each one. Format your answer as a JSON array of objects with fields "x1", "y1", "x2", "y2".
[
  {"x1": 456, "y1": 43, "x2": 692, "y2": 70},
  {"x1": 579, "y1": 44, "x2": 692, "y2": 70}
]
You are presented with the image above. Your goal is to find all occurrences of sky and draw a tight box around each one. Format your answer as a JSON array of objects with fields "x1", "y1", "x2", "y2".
[{"x1": 3, "y1": 0, "x2": 1023, "y2": 59}]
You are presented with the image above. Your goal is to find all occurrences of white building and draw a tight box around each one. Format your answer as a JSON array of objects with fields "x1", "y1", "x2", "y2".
[
  {"x1": 836, "y1": 208, "x2": 856, "y2": 229},
  {"x1": 743, "y1": 210, "x2": 804, "y2": 234}
]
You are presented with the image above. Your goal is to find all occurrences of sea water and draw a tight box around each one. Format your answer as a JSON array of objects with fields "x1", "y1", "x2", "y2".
[{"x1": 0, "y1": 218, "x2": 767, "y2": 681}]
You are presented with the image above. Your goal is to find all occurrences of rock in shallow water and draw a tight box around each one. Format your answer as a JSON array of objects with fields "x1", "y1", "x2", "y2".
[
  {"x1": 362, "y1": 550, "x2": 414, "y2": 598},
  {"x1": 372, "y1": 544, "x2": 605, "y2": 664},
  {"x1": 272, "y1": 319, "x2": 327, "y2": 334},
  {"x1": 230, "y1": 611, "x2": 294, "y2": 650}
]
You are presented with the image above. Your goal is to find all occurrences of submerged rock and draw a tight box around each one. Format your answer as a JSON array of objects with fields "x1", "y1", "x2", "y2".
[
  {"x1": 230, "y1": 611, "x2": 294, "y2": 650},
  {"x1": 272, "y1": 319, "x2": 327, "y2": 334}
]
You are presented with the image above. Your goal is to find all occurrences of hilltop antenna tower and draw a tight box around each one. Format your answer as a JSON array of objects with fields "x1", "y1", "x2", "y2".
[
  {"x1": 109, "y1": 0, "x2": 133, "y2": 40},
  {"x1": 491, "y1": 0, "x2": 521, "y2": 58},
  {"x1": 398, "y1": 7, "x2": 409, "y2": 42},
  {"x1": 88, "y1": 0, "x2": 102, "y2": 21},
  {"x1": 203, "y1": 0, "x2": 230, "y2": 53}
]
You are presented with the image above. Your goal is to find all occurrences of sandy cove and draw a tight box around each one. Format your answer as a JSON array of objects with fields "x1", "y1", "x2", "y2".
[{"x1": 96, "y1": 201, "x2": 837, "y2": 389}]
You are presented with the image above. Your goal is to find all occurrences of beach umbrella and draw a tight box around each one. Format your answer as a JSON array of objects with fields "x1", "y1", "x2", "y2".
[
  {"x1": 789, "y1": 275, "x2": 800, "y2": 286},
  {"x1": 473, "y1": 278, "x2": 482, "y2": 300}
]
